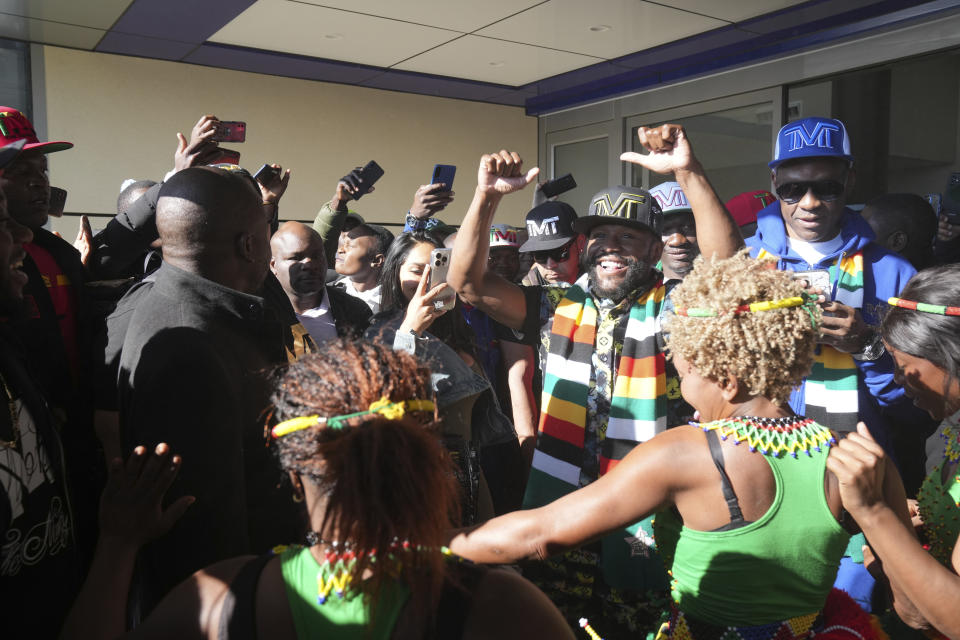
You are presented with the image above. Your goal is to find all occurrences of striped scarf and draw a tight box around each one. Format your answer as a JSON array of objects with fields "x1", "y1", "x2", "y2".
[
  {"x1": 757, "y1": 249, "x2": 864, "y2": 431},
  {"x1": 524, "y1": 280, "x2": 669, "y2": 591}
]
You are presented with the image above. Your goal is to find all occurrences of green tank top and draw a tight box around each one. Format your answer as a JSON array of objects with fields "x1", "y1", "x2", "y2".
[
  {"x1": 280, "y1": 545, "x2": 409, "y2": 640},
  {"x1": 661, "y1": 432, "x2": 849, "y2": 627}
]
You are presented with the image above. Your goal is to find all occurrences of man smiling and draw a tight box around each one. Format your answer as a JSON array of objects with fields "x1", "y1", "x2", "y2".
[
  {"x1": 449, "y1": 125, "x2": 741, "y2": 636},
  {"x1": 649, "y1": 181, "x2": 700, "y2": 283}
]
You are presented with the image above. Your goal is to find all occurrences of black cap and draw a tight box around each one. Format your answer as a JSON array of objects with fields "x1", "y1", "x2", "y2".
[
  {"x1": 573, "y1": 185, "x2": 662, "y2": 235},
  {"x1": 0, "y1": 138, "x2": 26, "y2": 171},
  {"x1": 519, "y1": 201, "x2": 578, "y2": 252}
]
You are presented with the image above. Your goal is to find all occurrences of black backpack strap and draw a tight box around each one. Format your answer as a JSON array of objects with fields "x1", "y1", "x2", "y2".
[
  {"x1": 705, "y1": 429, "x2": 747, "y2": 529},
  {"x1": 218, "y1": 554, "x2": 274, "y2": 640}
]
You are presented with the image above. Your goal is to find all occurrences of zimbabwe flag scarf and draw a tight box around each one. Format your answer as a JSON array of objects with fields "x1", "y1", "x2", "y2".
[
  {"x1": 523, "y1": 280, "x2": 670, "y2": 592},
  {"x1": 758, "y1": 249, "x2": 864, "y2": 431}
]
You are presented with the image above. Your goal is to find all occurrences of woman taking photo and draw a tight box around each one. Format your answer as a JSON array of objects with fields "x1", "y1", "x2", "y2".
[
  {"x1": 61, "y1": 341, "x2": 572, "y2": 639},
  {"x1": 370, "y1": 231, "x2": 524, "y2": 521},
  {"x1": 448, "y1": 252, "x2": 897, "y2": 639},
  {"x1": 828, "y1": 263, "x2": 960, "y2": 639}
]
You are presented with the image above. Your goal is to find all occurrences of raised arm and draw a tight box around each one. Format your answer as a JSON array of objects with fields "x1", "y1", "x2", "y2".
[
  {"x1": 622, "y1": 124, "x2": 743, "y2": 260},
  {"x1": 447, "y1": 427, "x2": 687, "y2": 563},
  {"x1": 448, "y1": 150, "x2": 538, "y2": 331},
  {"x1": 826, "y1": 422, "x2": 958, "y2": 634}
]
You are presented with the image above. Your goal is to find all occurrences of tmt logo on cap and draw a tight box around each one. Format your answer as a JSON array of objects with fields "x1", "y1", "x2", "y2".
[
  {"x1": 770, "y1": 116, "x2": 853, "y2": 169},
  {"x1": 489, "y1": 224, "x2": 520, "y2": 248},
  {"x1": 649, "y1": 181, "x2": 690, "y2": 214}
]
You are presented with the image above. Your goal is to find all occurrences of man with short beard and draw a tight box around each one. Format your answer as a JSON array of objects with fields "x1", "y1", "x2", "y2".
[{"x1": 449, "y1": 125, "x2": 742, "y2": 637}]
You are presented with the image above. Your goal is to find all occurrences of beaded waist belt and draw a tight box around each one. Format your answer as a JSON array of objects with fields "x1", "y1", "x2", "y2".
[{"x1": 655, "y1": 589, "x2": 886, "y2": 640}]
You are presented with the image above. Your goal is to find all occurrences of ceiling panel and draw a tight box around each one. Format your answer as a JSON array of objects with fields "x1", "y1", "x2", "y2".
[
  {"x1": 0, "y1": 14, "x2": 104, "y2": 49},
  {"x1": 394, "y1": 34, "x2": 603, "y2": 86},
  {"x1": 209, "y1": 0, "x2": 461, "y2": 67},
  {"x1": 293, "y1": 0, "x2": 545, "y2": 33},
  {"x1": 477, "y1": 0, "x2": 727, "y2": 60},
  {"x1": 0, "y1": 0, "x2": 133, "y2": 30},
  {"x1": 659, "y1": 0, "x2": 808, "y2": 24}
]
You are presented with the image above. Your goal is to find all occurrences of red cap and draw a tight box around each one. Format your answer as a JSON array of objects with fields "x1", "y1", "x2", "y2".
[
  {"x1": 725, "y1": 190, "x2": 775, "y2": 227},
  {"x1": 0, "y1": 107, "x2": 73, "y2": 154}
]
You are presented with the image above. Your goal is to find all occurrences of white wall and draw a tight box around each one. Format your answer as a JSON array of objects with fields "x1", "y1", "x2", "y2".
[{"x1": 38, "y1": 46, "x2": 538, "y2": 239}]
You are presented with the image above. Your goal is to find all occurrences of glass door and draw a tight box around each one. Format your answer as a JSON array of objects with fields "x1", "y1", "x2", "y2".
[
  {"x1": 624, "y1": 89, "x2": 782, "y2": 202},
  {"x1": 545, "y1": 121, "x2": 615, "y2": 214}
]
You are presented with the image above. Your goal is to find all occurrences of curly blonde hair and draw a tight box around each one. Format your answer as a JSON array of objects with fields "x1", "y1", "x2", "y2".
[{"x1": 665, "y1": 251, "x2": 820, "y2": 403}]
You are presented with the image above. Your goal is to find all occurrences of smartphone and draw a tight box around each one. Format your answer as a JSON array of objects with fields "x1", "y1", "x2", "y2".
[
  {"x1": 541, "y1": 173, "x2": 577, "y2": 199},
  {"x1": 254, "y1": 163, "x2": 281, "y2": 185},
  {"x1": 352, "y1": 160, "x2": 384, "y2": 200},
  {"x1": 214, "y1": 121, "x2": 246, "y2": 143},
  {"x1": 431, "y1": 164, "x2": 456, "y2": 192},
  {"x1": 48, "y1": 187, "x2": 66, "y2": 218},
  {"x1": 793, "y1": 269, "x2": 832, "y2": 301},
  {"x1": 215, "y1": 148, "x2": 241, "y2": 165},
  {"x1": 943, "y1": 174, "x2": 960, "y2": 224},
  {"x1": 429, "y1": 247, "x2": 456, "y2": 311}
]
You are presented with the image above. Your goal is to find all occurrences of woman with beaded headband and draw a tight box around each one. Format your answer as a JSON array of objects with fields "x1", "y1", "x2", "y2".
[
  {"x1": 61, "y1": 340, "x2": 573, "y2": 640},
  {"x1": 448, "y1": 252, "x2": 897, "y2": 640},
  {"x1": 828, "y1": 263, "x2": 960, "y2": 638}
]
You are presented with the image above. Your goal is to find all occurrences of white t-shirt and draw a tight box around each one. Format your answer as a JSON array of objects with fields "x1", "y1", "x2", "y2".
[
  {"x1": 787, "y1": 234, "x2": 844, "y2": 267},
  {"x1": 340, "y1": 278, "x2": 382, "y2": 314},
  {"x1": 296, "y1": 290, "x2": 338, "y2": 345}
]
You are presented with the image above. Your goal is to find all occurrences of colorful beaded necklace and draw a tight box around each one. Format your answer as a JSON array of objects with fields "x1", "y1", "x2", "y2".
[
  {"x1": 280, "y1": 533, "x2": 463, "y2": 605},
  {"x1": 692, "y1": 416, "x2": 835, "y2": 458}
]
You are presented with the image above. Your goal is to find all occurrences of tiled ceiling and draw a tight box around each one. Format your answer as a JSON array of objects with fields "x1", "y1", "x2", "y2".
[
  {"x1": 0, "y1": 0, "x2": 954, "y2": 113},
  {"x1": 208, "y1": 0, "x2": 803, "y2": 85}
]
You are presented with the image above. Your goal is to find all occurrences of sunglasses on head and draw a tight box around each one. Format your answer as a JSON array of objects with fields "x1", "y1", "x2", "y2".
[
  {"x1": 532, "y1": 242, "x2": 573, "y2": 265},
  {"x1": 775, "y1": 179, "x2": 846, "y2": 205}
]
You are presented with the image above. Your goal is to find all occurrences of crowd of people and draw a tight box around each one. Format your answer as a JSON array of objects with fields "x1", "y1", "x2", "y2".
[{"x1": 1, "y1": 104, "x2": 959, "y2": 640}]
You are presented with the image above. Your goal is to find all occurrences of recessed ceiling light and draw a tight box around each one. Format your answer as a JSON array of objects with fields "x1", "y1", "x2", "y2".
[
  {"x1": 323, "y1": 33, "x2": 343, "y2": 40},
  {"x1": 589, "y1": 25, "x2": 611, "y2": 32},
  {"x1": 489, "y1": 61, "x2": 505, "y2": 67}
]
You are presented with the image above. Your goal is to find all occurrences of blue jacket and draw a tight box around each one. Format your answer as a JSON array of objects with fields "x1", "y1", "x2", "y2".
[{"x1": 746, "y1": 202, "x2": 921, "y2": 446}]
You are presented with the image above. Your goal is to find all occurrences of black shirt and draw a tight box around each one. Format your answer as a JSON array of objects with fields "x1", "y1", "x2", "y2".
[{"x1": 116, "y1": 263, "x2": 303, "y2": 615}]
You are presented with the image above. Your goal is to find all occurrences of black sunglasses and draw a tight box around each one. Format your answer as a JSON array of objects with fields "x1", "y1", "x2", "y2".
[
  {"x1": 775, "y1": 180, "x2": 845, "y2": 205},
  {"x1": 532, "y1": 242, "x2": 573, "y2": 264}
]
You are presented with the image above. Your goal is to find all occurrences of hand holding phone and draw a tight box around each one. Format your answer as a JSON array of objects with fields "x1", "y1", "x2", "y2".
[
  {"x1": 351, "y1": 160, "x2": 384, "y2": 201},
  {"x1": 255, "y1": 163, "x2": 290, "y2": 205},
  {"x1": 399, "y1": 261, "x2": 453, "y2": 336},
  {"x1": 793, "y1": 269, "x2": 832, "y2": 302},
  {"x1": 410, "y1": 182, "x2": 455, "y2": 219}
]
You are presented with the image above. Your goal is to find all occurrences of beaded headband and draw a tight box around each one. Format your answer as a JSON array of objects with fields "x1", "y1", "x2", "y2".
[
  {"x1": 674, "y1": 293, "x2": 813, "y2": 317},
  {"x1": 271, "y1": 396, "x2": 435, "y2": 438},
  {"x1": 888, "y1": 297, "x2": 960, "y2": 317}
]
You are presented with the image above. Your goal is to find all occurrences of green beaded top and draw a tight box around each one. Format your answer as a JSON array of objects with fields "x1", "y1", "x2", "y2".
[{"x1": 917, "y1": 425, "x2": 960, "y2": 568}]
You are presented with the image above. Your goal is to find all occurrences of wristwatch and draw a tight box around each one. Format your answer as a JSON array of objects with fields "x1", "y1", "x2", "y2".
[{"x1": 851, "y1": 330, "x2": 885, "y2": 361}]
